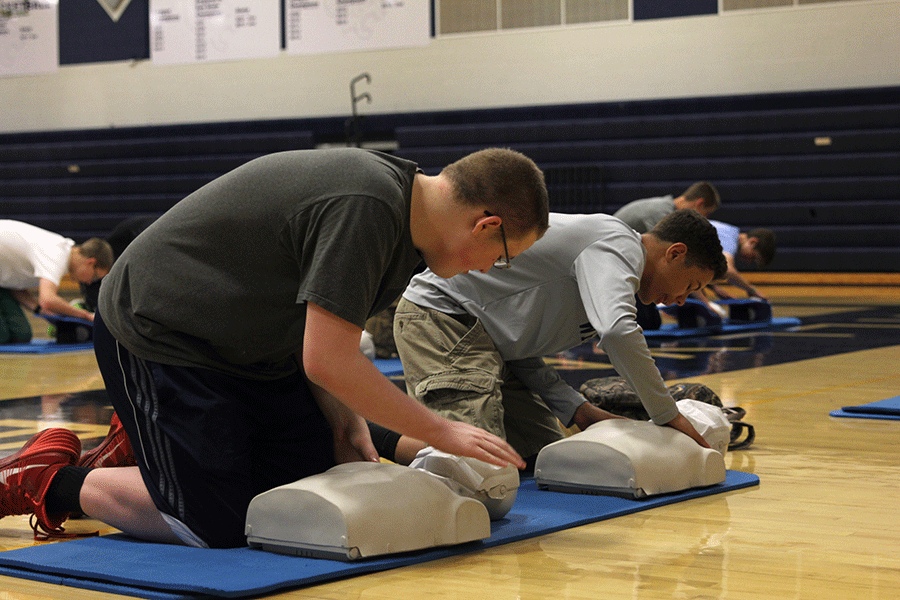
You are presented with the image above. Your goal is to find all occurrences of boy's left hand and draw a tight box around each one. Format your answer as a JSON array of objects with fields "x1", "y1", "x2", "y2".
[
  {"x1": 571, "y1": 401, "x2": 626, "y2": 431},
  {"x1": 332, "y1": 412, "x2": 379, "y2": 464}
]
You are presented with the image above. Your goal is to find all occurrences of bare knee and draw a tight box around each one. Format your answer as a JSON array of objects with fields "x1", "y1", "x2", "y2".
[{"x1": 81, "y1": 467, "x2": 183, "y2": 545}]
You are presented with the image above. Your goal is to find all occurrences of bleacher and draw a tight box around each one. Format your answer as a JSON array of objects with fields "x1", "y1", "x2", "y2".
[
  {"x1": 0, "y1": 122, "x2": 317, "y2": 241},
  {"x1": 1, "y1": 86, "x2": 897, "y2": 272},
  {"x1": 395, "y1": 88, "x2": 900, "y2": 273}
]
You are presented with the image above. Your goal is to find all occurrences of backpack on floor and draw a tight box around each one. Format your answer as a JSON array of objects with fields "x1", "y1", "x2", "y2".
[
  {"x1": 364, "y1": 300, "x2": 399, "y2": 359},
  {"x1": 579, "y1": 376, "x2": 755, "y2": 451}
]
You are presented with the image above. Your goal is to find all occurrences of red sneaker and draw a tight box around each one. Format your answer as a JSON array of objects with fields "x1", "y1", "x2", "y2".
[
  {"x1": 0, "y1": 428, "x2": 82, "y2": 538},
  {"x1": 77, "y1": 412, "x2": 136, "y2": 469}
]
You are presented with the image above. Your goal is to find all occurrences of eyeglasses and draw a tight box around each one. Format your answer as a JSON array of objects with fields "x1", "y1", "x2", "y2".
[{"x1": 486, "y1": 211, "x2": 512, "y2": 269}]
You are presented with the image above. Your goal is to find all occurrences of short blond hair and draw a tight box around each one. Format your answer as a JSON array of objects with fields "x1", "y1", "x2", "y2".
[{"x1": 77, "y1": 238, "x2": 114, "y2": 271}]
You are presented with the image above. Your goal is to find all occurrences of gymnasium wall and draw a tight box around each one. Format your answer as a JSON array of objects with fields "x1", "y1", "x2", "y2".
[
  {"x1": 1, "y1": 1, "x2": 898, "y2": 273},
  {"x1": 0, "y1": 1, "x2": 898, "y2": 133}
]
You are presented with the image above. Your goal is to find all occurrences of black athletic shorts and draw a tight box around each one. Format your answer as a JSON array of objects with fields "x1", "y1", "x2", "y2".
[{"x1": 93, "y1": 312, "x2": 335, "y2": 548}]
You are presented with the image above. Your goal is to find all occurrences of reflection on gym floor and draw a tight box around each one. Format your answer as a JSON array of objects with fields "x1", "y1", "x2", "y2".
[{"x1": 2, "y1": 301, "x2": 897, "y2": 458}]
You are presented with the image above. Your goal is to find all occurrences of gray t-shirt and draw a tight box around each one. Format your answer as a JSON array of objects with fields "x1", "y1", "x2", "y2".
[
  {"x1": 100, "y1": 148, "x2": 421, "y2": 379},
  {"x1": 403, "y1": 212, "x2": 678, "y2": 426},
  {"x1": 612, "y1": 195, "x2": 676, "y2": 234}
]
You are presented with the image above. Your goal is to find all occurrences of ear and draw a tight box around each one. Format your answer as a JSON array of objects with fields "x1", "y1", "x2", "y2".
[
  {"x1": 472, "y1": 212, "x2": 501, "y2": 234},
  {"x1": 665, "y1": 242, "x2": 688, "y2": 263}
]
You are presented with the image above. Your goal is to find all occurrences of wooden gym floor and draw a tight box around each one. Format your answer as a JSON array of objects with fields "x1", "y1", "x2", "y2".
[{"x1": 1, "y1": 274, "x2": 898, "y2": 599}]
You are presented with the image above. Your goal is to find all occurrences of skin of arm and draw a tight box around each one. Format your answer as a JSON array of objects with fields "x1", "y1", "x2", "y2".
[
  {"x1": 722, "y1": 253, "x2": 764, "y2": 299},
  {"x1": 571, "y1": 401, "x2": 625, "y2": 431},
  {"x1": 10, "y1": 289, "x2": 37, "y2": 312},
  {"x1": 505, "y1": 358, "x2": 623, "y2": 430},
  {"x1": 303, "y1": 374, "x2": 380, "y2": 464},
  {"x1": 16, "y1": 279, "x2": 95, "y2": 322},
  {"x1": 301, "y1": 302, "x2": 525, "y2": 469}
]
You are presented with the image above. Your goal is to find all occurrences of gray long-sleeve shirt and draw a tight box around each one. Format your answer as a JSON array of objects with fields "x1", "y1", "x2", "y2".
[{"x1": 402, "y1": 212, "x2": 678, "y2": 426}]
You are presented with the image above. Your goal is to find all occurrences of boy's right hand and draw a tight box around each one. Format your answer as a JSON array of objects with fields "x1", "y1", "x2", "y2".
[
  {"x1": 430, "y1": 420, "x2": 526, "y2": 470},
  {"x1": 664, "y1": 412, "x2": 712, "y2": 448}
]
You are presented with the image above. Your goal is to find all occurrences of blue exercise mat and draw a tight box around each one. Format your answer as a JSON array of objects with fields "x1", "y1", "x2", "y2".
[
  {"x1": 0, "y1": 314, "x2": 94, "y2": 353},
  {"x1": 0, "y1": 339, "x2": 94, "y2": 353},
  {"x1": 0, "y1": 471, "x2": 758, "y2": 600},
  {"x1": 830, "y1": 395, "x2": 900, "y2": 420},
  {"x1": 372, "y1": 357, "x2": 404, "y2": 376},
  {"x1": 1, "y1": 340, "x2": 400, "y2": 360},
  {"x1": 643, "y1": 317, "x2": 801, "y2": 339}
]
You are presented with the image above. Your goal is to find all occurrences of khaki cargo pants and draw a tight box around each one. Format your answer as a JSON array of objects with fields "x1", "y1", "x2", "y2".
[{"x1": 393, "y1": 297, "x2": 565, "y2": 458}]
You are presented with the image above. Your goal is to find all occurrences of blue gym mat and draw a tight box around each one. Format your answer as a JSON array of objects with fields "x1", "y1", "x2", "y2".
[
  {"x1": 830, "y1": 396, "x2": 900, "y2": 420},
  {"x1": 373, "y1": 357, "x2": 404, "y2": 376},
  {"x1": 643, "y1": 317, "x2": 801, "y2": 339},
  {"x1": 0, "y1": 471, "x2": 758, "y2": 600},
  {"x1": 0, "y1": 346, "x2": 403, "y2": 360},
  {"x1": 0, "y1": 314, "x2": 94, "y2": 353},
  {"x1": 0, "y1": 339, "x2": 94, "y2": 353}
]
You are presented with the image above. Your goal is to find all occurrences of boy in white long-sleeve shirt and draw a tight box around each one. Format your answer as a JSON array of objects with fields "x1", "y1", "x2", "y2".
[{"x1": 0, "y1": 220, "x2": 113, "y2": 343}]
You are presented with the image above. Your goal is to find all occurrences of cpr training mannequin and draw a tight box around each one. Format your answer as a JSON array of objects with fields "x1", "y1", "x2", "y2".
[
  {"x1": 245, "y1": 446, "x2": 519, "y2": 561},
  {"x1": 245, "y1": 462, "x2": 492, "y2": 561},
  {"x1": 535, "y1": 400, "x2": 730, "y2": 498}
]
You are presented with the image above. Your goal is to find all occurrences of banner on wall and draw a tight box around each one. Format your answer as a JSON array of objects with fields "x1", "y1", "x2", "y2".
[
  {"x1": 286, "y1": 0, "x2": 429, "y2": 56},
  {"x1": 150, "y1": 1, "x2": 280, "y2": 66},
  {"x1": 95, "y1": 0, "x2": 134, "y2": 22},
  {"x1": 0, "y1": 1, "x2": 58, "y2": 78}
]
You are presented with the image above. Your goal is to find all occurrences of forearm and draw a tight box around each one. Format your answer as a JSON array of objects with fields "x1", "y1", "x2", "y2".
[
  {"x1": 601, "y1": 324, "x2": 678, "y2": 425},
  {"x1": 303, "y1": 371, "x2": 378, "y2": 463},
  {"x1": 37, "y1": 279, "x2": 93, "y2": 321},
  {"x1": 304, "y1": 347, "x2": 446, "y2": 444},
  {"x1": 303, "y1": 302, "x2": 524, "y2": 468},
  {"x1": 306, "y1": 375, "x2": 362, "y2": 432},
  {"x1": 39, "y1": 296, "x2": 94, "y2": 320},
  {"x1": 726, "y1": 269, "x2": 758, "y2": 297}
]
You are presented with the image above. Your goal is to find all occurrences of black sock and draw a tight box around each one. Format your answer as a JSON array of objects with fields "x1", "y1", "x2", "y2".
[
  {"x1": 44, "y1": 465, "x2": 91, "y2": 515},
  {"x1": 367, "y1": 421, "x2": 401, "y2": 462}
]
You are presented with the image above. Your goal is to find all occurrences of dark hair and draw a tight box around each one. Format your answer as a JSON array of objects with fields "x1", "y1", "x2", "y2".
[
  {"x1": 441, "y1": 148, "x2": 549, "y2": 239},
  {"x1": 748, "y1": 228, "x2": 777, "y2": 267},
  {"x1": 680, "y1": 181, "x2": 721, "y2": 212},
  {"x1": 651, "y1": 210, "x2": 728, "y2": 280}
]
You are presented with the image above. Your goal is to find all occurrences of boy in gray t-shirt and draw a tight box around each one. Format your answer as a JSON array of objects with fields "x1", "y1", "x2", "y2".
[
  {"x1": 613, "y1": 181, "x2": 721, "y2": 234},
  {"x1": 1, "y1": 147, "x2": 549, "y2": 547}
]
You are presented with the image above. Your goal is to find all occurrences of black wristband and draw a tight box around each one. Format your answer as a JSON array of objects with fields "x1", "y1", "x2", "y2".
[
  {"x1": 366, "y1": 421, "x2": 401, "y2": 463},
  {"x1": 33, "y1": 305, "x2": 41, "y2": 314}
]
